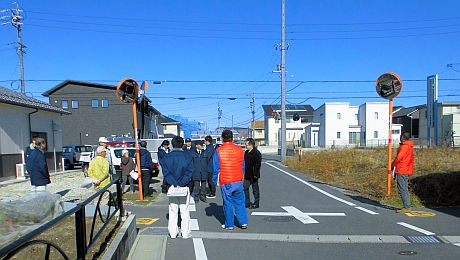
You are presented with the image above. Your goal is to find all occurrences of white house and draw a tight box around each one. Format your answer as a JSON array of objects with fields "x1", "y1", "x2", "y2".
[
  {"x1": 0, "y1": 87, "x2": 69, "y2": 179},
  {"x1": 418, "y1": 102, "x2": 460, "y2": 147},
  {"x1": 159, "y1": 115, "x2": 182, "y2": 138},
  {"x1": 263, "y1": 104, "x2": 314, "y2": 146},
  {"x1": 307, "y1": 102, "x2": 402, "y2": 148}
]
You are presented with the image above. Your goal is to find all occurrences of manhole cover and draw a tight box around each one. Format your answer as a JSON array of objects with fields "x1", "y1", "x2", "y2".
[
  {"x1": 263, "y1": 216, "x2": 294, "y2": 222},
  {"x1": 406, "y1": 236, "x2": 442, "y2": 244},
  {"x1": 398, "y1": 251, "x2": 417, "y2": 256}
]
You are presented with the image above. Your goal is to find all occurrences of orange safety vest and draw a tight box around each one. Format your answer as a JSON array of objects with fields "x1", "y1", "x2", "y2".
[{"x1": 216, "y1": 142, "x2": 244, "y2": 184}]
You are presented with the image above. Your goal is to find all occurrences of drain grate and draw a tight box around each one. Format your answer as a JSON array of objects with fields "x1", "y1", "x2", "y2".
[
  {"x1": 406, "y1": 236, "x2": 443, "y2": 244},
  {"x1": 263, "y1": 216, "x2": 294, "y2": 222}
]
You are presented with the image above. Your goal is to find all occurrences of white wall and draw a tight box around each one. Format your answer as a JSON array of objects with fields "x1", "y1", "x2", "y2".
[
  {"x1": 304, "y1": 123, "x2": 320, "y2": 148},
  {"x1": 323, "y1": 103, "x2": 351, "y2": 147},
  {"x1": 360, "y1": 102, "x2": 390, "y2": 146}
]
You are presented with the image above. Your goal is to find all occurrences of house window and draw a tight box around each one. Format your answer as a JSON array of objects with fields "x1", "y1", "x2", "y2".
[
  {"x1": 91, "y1": 99, "x2": 99, "y2": 108},
  {"x1": 374, "y1": 112, "x2": 379, "y2": 119},
  {"x1": 101, "y1": 99, "x2": 108, "y2": 108},
  {"x1": 374, "y1": 131, "x2": 378, "y2": 138},
  {"x1": 355, "y1": 114, "x2": 358, "y2": 120},
  {"x1": 337, "y1": 113, "x2": 341, "y2": 120},
  {"x1": 301, "y1": 117, "x2": 309, "y2": 123},
  {"x1": 71, "y1": 100, "x2": 79, "y2": 109},
  {"x1": 392, "y1": 129, "x2": 400, "y2": 135},
  {"x1": 337, "y1": 132, "x2": 341, "y2": 139},
  {"x1": 62, "y1": 100, "x2": 68, "y2": 109}
]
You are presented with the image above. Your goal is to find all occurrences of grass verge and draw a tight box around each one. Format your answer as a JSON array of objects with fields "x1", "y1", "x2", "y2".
[
  {"x1": 123, "y1": 192, "x2": 160, "y2": 206},
  {"x1": 286, "y1": 148, "x2": 460, "y2": 208}
]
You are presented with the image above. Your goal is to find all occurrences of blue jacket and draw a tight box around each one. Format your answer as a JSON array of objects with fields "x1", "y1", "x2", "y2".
[
  {"x1": 157, "y1": 146, "x2": 170, "y2": 163},
  {"x1": 26, "y1": 148, "x2": 50, "y2": 186},
  {"x1": 205, "y1": 144, "x2": 215, "y2": 174},
  {"x1": 191, "y1": 149, "x2": 210, "y2": 181},
  {"x1": 140, "y1": 148, "x2": 153, "y2": 170},
  {"x1": 162, "y1": 149, "x2": 193, "y2": 187}
]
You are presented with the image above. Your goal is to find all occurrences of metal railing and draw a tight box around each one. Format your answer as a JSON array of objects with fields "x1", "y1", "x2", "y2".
[{"x1": 0, "y1": 178, "x2": 124, "y2": 260}]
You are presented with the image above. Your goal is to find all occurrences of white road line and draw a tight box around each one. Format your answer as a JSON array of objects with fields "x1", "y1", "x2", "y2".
[
  {"x1": 265, "y1": 162, "x2": 356, "y2": 206},
  {"x1": 252, "y1": 212, "x2": 292, "y2": 216},
  {"x1": 454, "y1": 243, "x2": 460, "y2": 247},
  {"x1": 193, "y1": 238, "x2": 208, "y2": 260},
  {"x1": 190, "y1": 204, "x2": 196, "y2": 212},
  {"x1": 282, "y1": 206, "x2": 319, "y2": 224},
  {"x1": 397, "y1": 222, "x2": 436, "y2": 236},
  {"x1": 191, "y1": 219, "x2": 200, "y2": 231},
  {"x1": 355, "y1": 206, "x2": 379, "y2": 215},
  {"x1": 189, "y1": 197, "x2": 195, "y2": 204}
]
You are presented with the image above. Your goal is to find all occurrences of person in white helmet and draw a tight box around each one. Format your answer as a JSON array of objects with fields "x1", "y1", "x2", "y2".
[{"x1": 98, "y1": 137, "x2": 115, "y2": 177}]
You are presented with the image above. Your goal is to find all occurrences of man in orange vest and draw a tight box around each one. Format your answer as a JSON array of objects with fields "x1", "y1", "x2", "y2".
[
  {"x1": 392, "y1": 132, "x2": 414, "y2": 213},
  {"x1": 212, "y1": 129, "x2": 248, "y2": 230}
]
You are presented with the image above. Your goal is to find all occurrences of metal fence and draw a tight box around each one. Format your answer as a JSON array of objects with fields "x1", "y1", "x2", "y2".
[{"x1": 0, "y1": 178, "x2": 124, "y2": 260}]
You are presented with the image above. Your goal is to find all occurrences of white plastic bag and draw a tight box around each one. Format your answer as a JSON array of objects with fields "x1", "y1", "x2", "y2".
[
  {"x1": 167, "y1": 186, "x2": 189, "y2": 197},
  {"x1": 80, "y1": 177, "x2": 94, "y2": 188},
  {"x1": 129, "y1": 170, "x2": 138, "y2": 180}
]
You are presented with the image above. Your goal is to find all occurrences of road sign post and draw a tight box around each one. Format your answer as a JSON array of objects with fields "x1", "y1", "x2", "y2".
[
  {"x1": 376, "y1": 72, "x2": 402, "y2": 196},
  {"x1": 116, "y1": 78, "x2": 144, "y2": 201}
]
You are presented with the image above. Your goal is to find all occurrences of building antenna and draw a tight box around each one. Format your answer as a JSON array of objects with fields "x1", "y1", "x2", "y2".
[{"x1": 2, "y1": 2, "x2": 25, "y2": 95}]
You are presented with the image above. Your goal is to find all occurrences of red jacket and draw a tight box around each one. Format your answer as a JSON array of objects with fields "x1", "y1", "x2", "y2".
[
  {"x1": 216, "y1": 142, "x2": 244, "y2": 184},
  {"x1": 392, "y1": 140, "x2": 414, "y2": 175}
]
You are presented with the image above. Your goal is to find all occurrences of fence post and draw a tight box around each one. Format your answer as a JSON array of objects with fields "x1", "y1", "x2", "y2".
[
  {"x1": 75, "y1": 207, "x2": 87, "y2": 260},
  {"x1": 116, "y1": 176, "x2": 124, "y2": 220}
]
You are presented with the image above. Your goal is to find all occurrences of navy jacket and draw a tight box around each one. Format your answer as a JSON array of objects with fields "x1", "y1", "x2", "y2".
[
  {"x1": 26, "y1": 148, "x2": 50, "y2": 186},
  {"x1": 205, "y1": 144, "x2": 215, "y2": 174},
  {"x1": 140, "y1": 148, "x2": 153, "y2": 170},
  {"x1": 162, "y1": 149, "x2": 193, "y2": 187},
  {"x1": 157, "y1": 146, "x2": 169, "y2": 163},
  {"x1": 191, "y1": 149, "x2": 210, "y2": 181}
]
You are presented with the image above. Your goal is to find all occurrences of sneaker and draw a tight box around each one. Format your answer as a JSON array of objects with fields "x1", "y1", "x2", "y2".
[
  {"x1": 221, "y1": 224, "x2": 233, "y2": 230},
  {"x1": 206, "y1": 194, "x2": 216, "y2": 199},
  {"x1": 241, "y1": 224, "x2": 248, "y2": 229}
]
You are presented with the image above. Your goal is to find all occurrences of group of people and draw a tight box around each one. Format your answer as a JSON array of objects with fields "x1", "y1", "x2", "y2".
[{"x1": 161, "y1": 130, "x2": 262, "y2": 239}]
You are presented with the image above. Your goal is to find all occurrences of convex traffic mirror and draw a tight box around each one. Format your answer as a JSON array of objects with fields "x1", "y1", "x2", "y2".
[
  {"x1": 116, "y1": 78, "x2": 139, "y2": 104},
  {"x1": 376, "y1": 72, "x2": 402, "y2": 100}
]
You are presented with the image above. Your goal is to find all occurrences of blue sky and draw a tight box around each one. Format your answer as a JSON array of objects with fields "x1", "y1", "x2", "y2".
[{"x1": 1, "y1": 0, "x2": 459, "y2": 129}]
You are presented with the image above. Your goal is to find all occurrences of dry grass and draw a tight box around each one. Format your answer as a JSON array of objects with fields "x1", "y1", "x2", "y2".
[{"x1": 286, "y1": 148, "x2": 460, "y2": 207}]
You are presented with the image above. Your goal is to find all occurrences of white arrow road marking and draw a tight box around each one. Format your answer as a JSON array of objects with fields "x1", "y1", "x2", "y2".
[
  {"x1": 397, "y1": 222, "x2": 436, "y2": 236},
  {"x1": 251, "y1": 206, "x2": 346, "y2": 224}
]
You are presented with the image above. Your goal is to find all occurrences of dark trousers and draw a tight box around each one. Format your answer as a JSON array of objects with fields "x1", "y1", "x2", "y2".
[
  {"x1": 207, "y1": 173, "x2": 216, "y2": 195},
  {"x1": 122, "y1": 175, "x2": 134, "y2": 193},
  {"x1": 193, "y1": 180, "x2": 207, "y2": 198},
  {"x1": 141, "y1": 170, "x2": 151, "y2": 196},
  {"x1": 244, "y1": 178, "x2": 260, "y2": 207}
]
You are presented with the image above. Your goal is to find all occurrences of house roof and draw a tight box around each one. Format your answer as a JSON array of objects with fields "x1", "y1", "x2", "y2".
[
  {"x1": 159, "y1": 115, "x2": 181, "y2": 125},
  {"x1": 0, "y1": 87, "x2": 71, "y2": 114},
  {"x1": 393, "y1": 105, "x2": 422, "y2": 118},
  {"x1": 251, "y1": 120, "x2": 264, "y2": 129},
  {"x1": 42, "y1": 80, "x2": 117, "y2": 96},
  {"x1": 262, "y1": 104, "x2": 314, "y2": 116}
]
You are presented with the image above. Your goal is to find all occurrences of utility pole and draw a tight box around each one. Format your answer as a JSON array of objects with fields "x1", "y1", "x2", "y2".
[
  {"x1": 2, "y1": 2, "x2": 25, "y2": 94},
  {"x1": 250, "y1": 93, "x2": 255, "y2": 138},
  {"x1": 217, "y1": 102, "x2": 222, "y2": 129},
  {"x1": 280, "y1": 0, "x2": 287, "y2": 161}
]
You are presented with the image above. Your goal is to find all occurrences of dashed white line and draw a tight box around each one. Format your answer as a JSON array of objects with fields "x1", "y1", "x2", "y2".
[
  {"x1": 397, "y1": 222, "x2": 436, "y2": 236},
  {"x1": 193, "y1": 238, "x2": 208, "y2": 260},
  {"x1": 191, "y1": 218, "x2": 200, "y2": 231},
  {"x1": 454, "y1": 243, "x2": 460, "y2": 247},
  {"x1": 190, "y1": 204, "x2": 196, "y2": 212},
  {"x1": 355, "y1": 206, "x2": 379, "y2": 215},
  {"x1": 265, "y1": 162, "x2": 356, "y2": 206}
]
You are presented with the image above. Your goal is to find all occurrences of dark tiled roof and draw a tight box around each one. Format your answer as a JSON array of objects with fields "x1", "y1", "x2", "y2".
[
  {"x1": 42, "y1": 80, "x2": 116, "y2": 96},
  {"x1": 159, "y1": 115, "x2": 180, "y2": 124},
  {"x1": 262, "y1": 104, "x2": 314, "y2": 115},
  {"x1": 0, "y1": 87, "x2": 70, "y2": 114},
  {"x1": 393, "y1": 106, "x2": 421, "y2": 118}
]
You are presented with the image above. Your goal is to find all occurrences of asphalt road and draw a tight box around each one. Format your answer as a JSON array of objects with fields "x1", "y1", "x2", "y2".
[{"x1": 128, "y1": 159, "x2": 460, "y2": 260}]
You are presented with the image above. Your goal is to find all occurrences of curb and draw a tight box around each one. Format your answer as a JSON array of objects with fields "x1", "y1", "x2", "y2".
[{"x1": 101, "y1": 214, "x2": 138, "y2": 260}]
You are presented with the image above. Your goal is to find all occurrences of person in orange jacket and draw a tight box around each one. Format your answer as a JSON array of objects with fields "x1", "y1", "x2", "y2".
[{"x1": 392, "y1": 132, "x2": 414, "y2": 213}]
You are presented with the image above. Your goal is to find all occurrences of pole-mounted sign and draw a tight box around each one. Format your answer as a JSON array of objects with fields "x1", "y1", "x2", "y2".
[
  {"x1": 116, "y1": 78, "x2": 145, "y2": 200},
  {"x1": 376, "y1": 72, "x2": 403, "y2": 196}
]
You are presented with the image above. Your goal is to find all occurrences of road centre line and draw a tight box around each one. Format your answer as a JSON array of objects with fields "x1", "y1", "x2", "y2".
[
  {"x1": 397, "y1": 222, "x2": 436, "y2": 236},
  {"x1": 265, "y1": 162, "x2": 356, "y2": 206},
  {"x1": 355, "y1": 206, "x2": 379, "y2": 215},
  {"x1": 193, "y1": 238, "x2": 208, "y2": 260}
]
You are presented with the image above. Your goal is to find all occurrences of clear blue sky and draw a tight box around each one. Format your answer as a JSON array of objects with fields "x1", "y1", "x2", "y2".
[{"x1": 1, "y1": 0, "x2": 459, "y2": 129}]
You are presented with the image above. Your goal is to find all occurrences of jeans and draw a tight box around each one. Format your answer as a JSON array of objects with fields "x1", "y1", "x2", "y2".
[
  {"x1": 221, "y1": 181, "x2": 248, "y2": 228},
  {"x1": 244, "y1": 178, "x2": 260, "y2": 207},
  {"x1": 396, "y1": 174, "x2": 411, "y2": 208},
  {"x1": 168, "y1": 189, "x2": 191, "y2": 238}
]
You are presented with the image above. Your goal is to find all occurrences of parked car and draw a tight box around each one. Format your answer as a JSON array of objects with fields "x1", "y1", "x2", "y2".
[
  {"x1": 106, "y1": 137, "x2": 136, "y2": 148},
  {"x1": 108, "y1": 147, "x2": 160, "y2": 178},
  {"x1": 63, "y1": 145, "x2": 93, "y2": 170}
]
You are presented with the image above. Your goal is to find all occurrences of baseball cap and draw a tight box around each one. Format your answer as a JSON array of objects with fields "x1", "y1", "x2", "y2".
[
  {"x1": 195, "y1": 140, "x2": 204, "y2": 146},
  {"x1": 98, "y1": 137, "x2": 109, "y2": 143},
  {"x1": 96, "y1": 146, "x2": 107, "y2": 154},
  {"x1": 185, "y1": 138, "x2": 192, "y2": 142}
]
